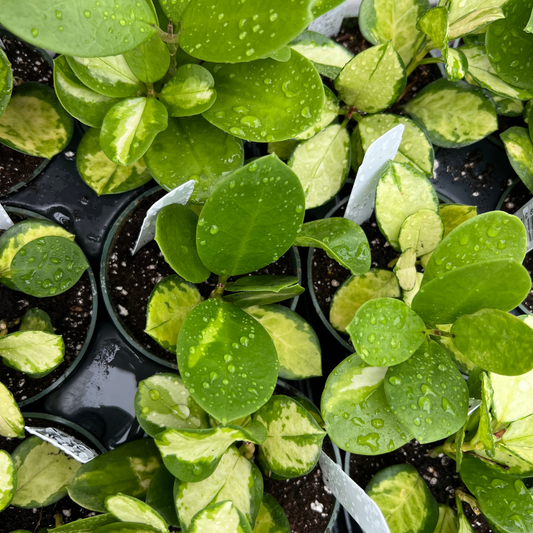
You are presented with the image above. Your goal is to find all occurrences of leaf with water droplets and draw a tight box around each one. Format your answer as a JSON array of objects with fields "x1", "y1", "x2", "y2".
[
  {"x1": 0, "y1": 46, "x2": 13, "y2": 119},
  {"x1": 394, "y1": 248, "x2": 417, "y2": 291},
  {"x1": 124, "y1": 35, "x2": 170, "y2": 84},
  {"x1": 312, "y1": 0, "x2": 345, "y2": 18},
  {"x1": 491, "y1": 368, "x2": 533, "y2": 424},
  {"x1": 203, "y1": 51, "x2": 324, "y2": 143},
  {"x1": 448, "y1": 1, "x2": 506, "y2": 38},
  {"x1": 321, "y1": 354, "x2": 411, "y2": 455},
  {"x1": 0, "y1": 0, "x2": 157, "y2": 58},
  {"x1": 156, "y1": 0, "x2": 190, "y2": 25},
  {"x1": 0, "y1": 382, "x2": 24, "y2": 439},
  {"x1": 440, "y1": 204, "x2": 478, "y2": 238},
  {"x1": 252, "y1": 493, "x2": 289, "y2": 533},
  {"x1": 105, "y1": 493, "x2": 169, "y2": 533},
  {"x1": 501, "y1": 127, "x2": 533, "y2": 194},
  {"x1": 146, "y1": 466, "x2": 180, "y2": 529},
  {"x1": 0, "y1": 450, "x2": 16, "y2": 513},
  {"x1": 398, "y1": 209, "x2": 444, "y2": 256},
  {"x1": 294, "y1": 86, "x2": 340, "y2": 141},
  {"x1": 188, "y1": 500, "x2": 253, "y2": 533},
  {"x1": 253, "y1": 395, "x2": 325, "y2": 479},
  {"x1": 347, "y1": 298, "x2": 427, "y2": 367}
]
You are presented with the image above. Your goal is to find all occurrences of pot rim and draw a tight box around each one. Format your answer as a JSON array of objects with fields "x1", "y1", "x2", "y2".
[{"x1": 100, "y1": 185, "x2": 303, "y2": 370}]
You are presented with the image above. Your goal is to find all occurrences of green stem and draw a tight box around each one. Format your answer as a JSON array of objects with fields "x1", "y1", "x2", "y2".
[
  {"x1": 406, "y1": 42, "x2": 433, "y2": 76},
  {"x1": 425, "y1": 328, "x2": 454, "y2": 338},
  {"x1": 419, "y1": 57, "x2": 444, "y2": 65},
  {"x1": 341, "y1": 116, "x2": 350, "y2": 128},
  {"x1": 0, "y1": 320, "x2": 7, "y2": 338},
  {"x1": 456, "y1": 490, "x2": 480, "y2": 515},
  {"x1": 210, "y1": 275, "x2": 229, "y2": 299},
  {"x1": 153, "y1": 24, "x2": 181, "y2": 44},
  {"x1": 146, "y1": 82, "x2": 155, "y2": 97},
  {"x1": 54, "y1": 513, "x2": 64, "y2": 528}
]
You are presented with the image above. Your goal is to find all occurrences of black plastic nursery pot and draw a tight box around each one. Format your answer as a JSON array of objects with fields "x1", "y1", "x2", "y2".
[
  {"x1": 0, "y1": 206, "x2": 98, "y2": 407},
  {"x1": 100, "y1": 186, "x2": 303, "y2": 370}
]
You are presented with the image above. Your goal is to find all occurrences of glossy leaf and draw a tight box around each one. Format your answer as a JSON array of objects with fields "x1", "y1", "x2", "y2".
[
  {"x1": 156, "y1": 0, "x2": 189, "y2": 24},
  {"x1": 335, "y1": 42, "x2": 406, "y2": 113},
  {"x1": 254, "y1": 395, "x2": 325, "y2": 479},
  {"x1": 491, "y1": 369, "x2": 533, "y2": 424},
  {"x1": 0, "y1": 330, "x2": 64, "y2": 378},
  {"x1": 450, "y1": 8, "x2": 504, "y2": 40},
  {"x1": 493, "y1": 95, "x2": 524, "y2": 117},
  {"x1": 294, "y1": 86, "x2": 339, "y2": 141},
  {"x1": 439, "y1": 204, "x2": 477, "y2": 238},
  {"x1": 106, "y1": 494, "x2": 168, "y2": 533},
  {"x1": 500, "y1": 415, "x2": 533, "y2": 465},
  {"x1": 225, "y1": 276, "x2": 299, "y2": 293},
  {"x1": 160, "y1": 64, "x2": 216, "y2": 117},
  {"x1": 0, "y1": 46, "x2": 13, "y2": 118},
  {"x1": 394, "y1": 248, "x2": 417, "y2": 291},
  {"x1": 76, "y1": 128, "x2": 152, "y2": 196},
  {"x1": 404, "y1": 79, "x2": 497, "y2": 148},
  {"x1": 403, "y1": 272, "x2": 423, "y2": 308},
  {"x1": 46, "y1": 514, "x2": 119, "y2": 533},
  {"x1": 0, "y1": 453, "x2": 16, "y2": 512},
  {"x1": 11, "y1": 236, "x2": 88, "y2": 298},
  {"x1": 433, "y1": 505, "x2": 458, "y2": 533},
  {"x1": 223, "y1": 285, "x2": 305, "y2": 308},
  {"x1": 146, "y1": 466, "x2": 180, "y2": 528},
  {"x1": 180, "y1": 0, "x2": 314, "y2": 63},
  {"x1": 0, "y1": 0, "x2": 157, "y2": 57},
  {"x1": 145, "y1": 116, "x2": 244, "y2": 204},
  {"x1": 288, "y1": 124, "x2": 350, "y2": 209},
  {"x1": 20, "y1": 308, "x2": 55, "y2": 333},
  {"x1": 0, "y1": 382, "x2": 24, "y2": 438},
  {"x1": 384, "y1": 341, "x2": 469, "y2": 443},
  {"x1": 321, "y1": 354, "x2": 411, "y2": 455},
  {"x1": 312, "y1": 0, "x2": 345, "y2": 18},
  {"x1": 196, "y1": 155, "x2": 304, "y2": 276},
  {"x1": 501, "y1": 127, "x2": 533, "y2": 194},
  {"x1": 203, "y1": 52, "x2": 324, "y2": 142},
  {"x1": 124, "y1": 35, "x2": 170, "y2": 84},
  {"x1": 0, "y1": 82, "x2": 74, "y2": 158},
  {"x1": 252, "y1": 494, "x2": 290, "y2": 533},
  {"x1": 177, "y1": 299, "x2": 278, "y2": 423},
  {"x1": 188, "y1": 501, "x2": 253, "y2": 533},
  {"x1": 68, "y1": 439, "x2": 162, "y2": 512},
  {"x1": 11, "y1": 436, "x2": 81, "y2": 508},
  {"x1": 398, "y1": 209, "x2": 444, "y2": 256},
  {"x1": 100, "y1": 97, "x2": 168, "y2": 166}
]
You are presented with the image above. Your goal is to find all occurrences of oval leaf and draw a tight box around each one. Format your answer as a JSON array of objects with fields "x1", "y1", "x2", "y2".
[
  {"x1": 19, "y1": 308, "x2": 53, "y2": 333},
  {"x1": 398, "y1": 209, "x2": 444, "y2": 256},
  {"x1": 501, "y1": 126, "x2": 533, "y2": 194},
  {"x1": 253, "y1": 494, "x2": 289, "y2": 533},
  {"x1": 188, "y1": 501, "x2": 253, "y2": 533},
  {"x1": 294, "y1": 86, "x2": 340, "y2": 141},
  {"x1": 0, "y1": 450, "x2": 16, "y2": 512},
  {"x1": 0, "y1": 381, "x2": 25, "y2": 438},
  {"x1": 106, "y1": 493, "x2": 169, "y2": 533},
  {"x1": 491, "y1": 369, "x2": 533, "y2": 424},
  {"x1": 124, "y1": 35, "x2": 171, "y2": 84},
  {"x1": 0, "y1": 46, "x2": 13, "y2": 118}
]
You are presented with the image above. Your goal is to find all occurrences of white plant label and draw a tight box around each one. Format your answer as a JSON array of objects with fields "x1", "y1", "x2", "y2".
[
  {"x1": 515, "y1": 198, "x2": 533, "y2": 253},
  {"x1": 319, "y1": 451, "x2": 391, "y2": 533},
  {"x1": 344, "y1": 125, "x2": 404, "y2": 225},
  {"x1": 133, "y1": 180, "x2": 195, "y2": 255},
  {"x1": 0, "y1": 204, "x2": 14, "y2": 230}
]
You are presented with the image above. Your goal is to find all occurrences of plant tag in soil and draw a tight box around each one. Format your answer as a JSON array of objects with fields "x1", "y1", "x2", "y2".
[
  {"x1": 0, "y1": 204, "x2": 13, "y2": 230},
  {"x1": 344, "y1": 124, "x2": 403, "y2": 225},
  {"x1": 133, "y1": 180, "x2": 195, "y2": 255},
  {"x1": 515, "y1": 197, "x2": 533, "y2": 252},
  {"x1": 319, "y1": 451, "x2": 391, "y2": 533}
]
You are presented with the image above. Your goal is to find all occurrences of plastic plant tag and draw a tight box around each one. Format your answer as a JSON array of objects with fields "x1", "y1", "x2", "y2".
[
  {"x1": 308, "y1": 3, "x2": 348, "y2": 37},
  {"x1": 25, "y1": 426, "x2": 98, "y2": 464},
  {"x1": 318, "y1": 451, "x2": 391, "y2": 533},
  {"x1": 0, "y1": 204, "x2": 13, "y2": 230},
  {"x1": 515, "y1": 198, "x2": 533, "y2": 252},
  {"x1": 344, "y1": 125, "x2": 404, "y2": 225},
  {"x1": 133, "y1": 180, "x2": 195, "y2": 255}
]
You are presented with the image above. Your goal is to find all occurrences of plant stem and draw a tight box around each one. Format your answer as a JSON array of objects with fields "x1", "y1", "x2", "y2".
[
  {"x1": 146, "y1": 82, "x2": 155, "y2": 97},
  {"x1": 209, "y1": 275, "x2": 229, "y2": 299},
  {"x1": 54, "y1": 513, "x2": 64, "y2": 527},
  {"x1": 419, "y1": 57, "x2": 444, "y2": 65},
  {"x1": 425, "y1": 328, "x2": 454, "y2": 338},
  {"x1": 153, "y1": 24, "x2": 181, "y2": 44},
  {"x1": 241, "y1": 442, "x2": 255, "y2": 459},
  {"x1": 427, "y1": 445, "x2": 445, "y2": 458},
  {"x1": 456, "y1": 489, "x2": 481, "y2": 515},
  {"x1": 406, "y1": 42, "x2": 433, "y2": 76},
  {"x1": 0, "y1": 320, "x2": 7, "y2": 338}
]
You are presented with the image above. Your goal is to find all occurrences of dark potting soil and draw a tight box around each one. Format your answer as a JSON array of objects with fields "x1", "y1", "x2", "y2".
[
  {"x1": 349, "y1": 440, "x2": 493, "y2": 533},
  {"x1": 0, "y1": 36, "x2": 53, "y2": 196},
  {"x1": 0, "y1": 214, "x2": 94, "y2": 403},
  {"x1": 107, "y1": 190, "x2": 298, "y2": 363},
  {"x1": 500, "y1": 180, "x2": 533, "y2": 312}
]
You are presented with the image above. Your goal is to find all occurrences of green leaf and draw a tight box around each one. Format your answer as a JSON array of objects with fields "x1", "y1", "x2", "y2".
[
  {"x1": 53, "y1": 56, "x2": 122, "y2": 128},
  {"x1": 196, "y1": 155, "x2": 304, "y2": 276},
  {"x1": 486, "y1": 0, "x2": 533, "y2": 90},
  {"x1": 347, "y1": 298, "x2": 427, "y2": 367},
  {"x1": 500, "y1": 415, "x2": 533, "y2": 465},
  {"x1": 294, "y1": 86, "x2": 339, "y2": 141},
  {"x1": 312, "y1": 0, "x2": 345, "y2": 18},
  {"x1": 0, "y1": 330, "x2": 64, "y2": 378},
  {"x1": 252, "y1": 494, "x2": 289, "y2": 533},
  {"x1": 448, "y1": 0, "x2": 506, "y2": 30},
  {"x1": 90, "y1": 525, "x2": 160, "y2": 533},
  {"x1": 493, "y1": 95, "x2": 524, "y2": 117},
  {"x1": 439, "y1": 204, "x2": 477, "y2": 238},
  {"x1": 359, "y1": 0, "x2": 430, "y2": 66},
  {"x1": 246, "y1": 304, "x2": 321, "y2": 380},
  {"x1": 460, "y1": 455, "x2": 533, "y2": 533},
  {"x1": 135, "y1": 373, "x2": 209, "y2": 438},
  {"x1": 404, "y1": 79, "x2": 497, "y2": 148},
  {"x1": 267, "y1": 140, "x2": 298, "y2": 161},
  {"x1": 11, "y1": 436, "x2": 81, "y2": 508},
  {"x1": 68, "y1": 439, "x2": 163, "y2": 513},
  {"x1": 436, "y1": 325, "x2": 476, "y2": 375},
  {"x1": 456, "y1": 500, "x2": 475, "y2": 533},
  {"x1": 188, "y1": 500, "x2": 253, "y2": 533},
  {"x1": 76, "y1": 128, "x2": 152, "y2": 196},
  {"x1": 47, "y1": 515, "x2": 118, "y2": 533},
  {"x1": 11, "y1": 236, "x2": 88, "y2": 298},
  {"x1": 20, "y1": 308, "x2": 55, "y2": 333},
  {"x1": 105, "y1": 494, "x2": 169, "y2": 533},
  {"x1": 412, "y1": 259, "x2": 531, "y2": 324},
  {"x1": 0, "y1": 449, "x2": 16, "y2": 512},
  {"x1": 0, "y1": 382, "x2": 24, "y2": 438},
  {"x1": 330, "y1": 269, "x2": 401, "y2": 333},
  {"x1": 160, "y1": 64, "x2": 216, "y2": 117},
  {"x1": 501, "y1": 127, "x2": 533, "y2": 194},
  {"x1": 394, "y1": 248, "x2": 417, "y2": 291},
  {"x1": 452, "y1": 309, "x2": 533, "y2": 376},
  {"x1": 155, "y1": 421, "x2": 266, "y2": 482},
  {"x1": 403, "y1": 272, "x2": 423, "y2": 307},
  {"x1": 461, "y1": 45, "x2": 533, "y2": 100},
  {"x1": 146, "y1": 466, "x2": 180, "y2": 528},
  {"x1": 445, "y1": 48, "x2": 468, "y2": 82},
  {"x1": 366, "y1": 465, "x2": 439, "y2": 533},
  {"x1": 145, "y1": 116, "x2": 244, "y2": 205},
  {"x1": 174, "y1": 445, "x2": 263, "y2": 530},
  {"x1": 335, "y1": 41, "x2": 406, "y2": 113},
  {"x1": 180, "y1": 0, "x2": 314, "y2": 63},
  {"x1": 156, "y1": 0, "x2": 189, "y2": 25},
  {"x1": 0, "y1": 0, "x2": 157, "y2": 57},
  {"x1": 266, "y1": 46, "x2": 291, "y2": 63},
  {"x1": 225, "y1": 276, "x2": 299, "y2": 294},
  {"x1": 398, "y1": 209, "x2": 444, "y2": 256},
  {"x1": 254, "y1": 395, "x2": 325, "y2": 479},
  {"x1": 177, "y1": 299, "x2": 278, "y2": 423},
  {"x1": 289, "y1": 31, "x2": 352, "y2": 79},
  {"x1": 321, "y1": 354, "x2": 411, "y2": 455},
  {"x1": 384, "y1": 341, "x2": 469, "y2": 443},
  {"x1": 0, "y1": 82, "x2": 74, "y2": 158},
  {"x1": 491, "y1": 369, "x2": 533, "y2": 424},
  {"x1": 469, "y1": 372, "x2": 495, "y2": 453},
  {"x1": 294, "y1": 218, "x2": 371, "y2": 276},
  {"x1": 288, "y1": 124, "x2": 350, "y2": 209},
  {"x1": 375, "y1": 161, "x2": 439, "y2": 250},
  {"x1": 124, "y1": 35, "x2": 170, "y2": 84},
  {"x1": 433, "y1": 505, "x2": 458, "y2": 533},
  {"x1": 66, "y1": 56, "x2": 141, "y2": 98},
  {"x1": 203, "y1": 52, "x2": 324, "y2": 142},
  {"x1": 451, "y1": 9, "x2": 504, "y2": 40},
  {"x1": 0, "y1": 46, "x2": 13, "y2": 118},
  {"x1": 100, "y1": 97, "x2": 168, "y2": 166},
  {"x1": 223, "y1": 285, "x2": 305, "y2": 308}
]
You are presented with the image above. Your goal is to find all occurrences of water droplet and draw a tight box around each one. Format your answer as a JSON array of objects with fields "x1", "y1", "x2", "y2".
[
  {"x1": 31, "y1": 28, "x2": 39, "y2": 37},
  {"x1": 210, "y1": 225, "x2": 219, "y2": 234},
  {"x1": 149, "y1": 389, "x2": 160, "y2": 401},
  {"x1": 84, "y1": 10, "x2": 91, "y2": 17}
]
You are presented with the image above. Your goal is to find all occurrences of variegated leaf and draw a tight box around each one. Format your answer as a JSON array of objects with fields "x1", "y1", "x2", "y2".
[
  {"x1": 491, "y1": 369, "x2": 533, "y2": 424},
  {"x1": 0, "y1": 382, "x2": 24, "y2": 438},
  {"x1": 500, "y1": 414, "x2": 533, "y2": 465},
  {"x1": 252, "y1": 494, "x2": 289, "y2": 533},
  {"x1": 188, "y1": 501, "x2": 253, "y2": 533},
  {"x1": 0, "y1": 450, "x2": 16, "y2": 512},
  {"x1": 0, "y1": 46, "x2": 13, "y2": 118},
  {"x1": 106, "y1": 493, "x2": 169, "y2": 533}
]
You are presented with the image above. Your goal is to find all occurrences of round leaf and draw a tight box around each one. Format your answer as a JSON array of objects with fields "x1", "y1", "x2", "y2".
[
  {"x1": 384, "y1": 341, "x2": 469, "y2": 444},
  {"x1": 196, "y1": 155, "x2": 304, "y2": 276},
  {"x1": 321, "y1": 354, "x2": 411, "y2": 455},
  {"x1": 0, "y1": 46, "x2": 13, "y2": 118},
  {"x1": 145, "y1": 116, "x2": 244, "y2": 204},
  {"x1": 493, "y1": 95, "x2": 524, "y2": 117},
  {"x1": 203, "y1": 51, "x2": 324, "y2": 142},
  {"x1": 253, "y1": 494, "x2": 289, "y2": 533},
  {"x1": 0, "y1": 450, "x2": 16, "y2": 512},
  {"x1": 501, "y1": 126, "x2": 533, "y2": 194},
  {"x1": 187, "y1": 501, "x2": 253, "y2": 533},
  {"x1": 105, "y1": 494, "x2": 169, "y2": 533},
  {"x1": 398, "y1": 209, "x2": 444, "y2": 256},
  {"x1": 491, "y1": 370, "x2": 533, "y2": 424},
  {"x1": 124, "y1": 35, "x2": 171, "y2": 84},
  {"x1": 176, "y1": 299, "x2": 278, "y2": 423},
  {"x1": 439, "y1": 204, "x2": 477, "y2": 238},
  {"x1": 0, "y1": 82, "x2": 74, "y2": 158},
  {"x1": 146, "y1": 466, "x2": 180, "y2": 528},
  {"x1": 76, "y1": 128, "x2": 152, "y2": 196},
  {"x1": 160, "y1": 64, "x2": 216, "y2": 117},
  {"x1": 294, "y1": 86, "x2": 340, "y2": 140},
  {"x1": 0, "y1": 381, "x2": 25, "y2": 438},
  {"x1": 11, "y1": 236, "x2": 88, "y2": 298},
  {"x1": 347, "y1": 298, "x2": 427, "y2": 367}
]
